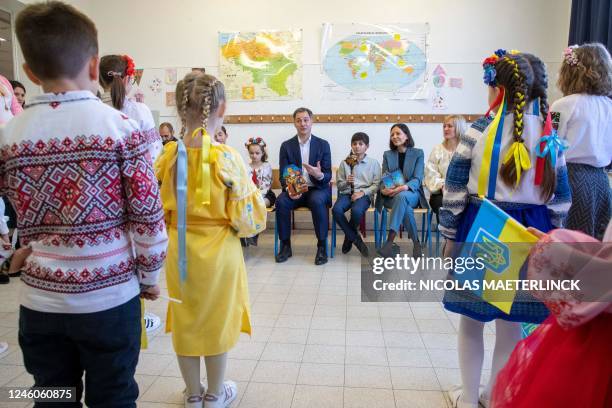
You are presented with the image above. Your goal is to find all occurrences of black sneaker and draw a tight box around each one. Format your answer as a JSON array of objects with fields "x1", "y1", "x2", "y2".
[
  {"x1": 341, "y1": 238, "x2": 353, "y2": 254},
  {"x1": 0, "y1": 273, "x2": 8, "y2": 284},
  {"x1": 354, "y1": 236, "x2": 369, "y2": 257}
]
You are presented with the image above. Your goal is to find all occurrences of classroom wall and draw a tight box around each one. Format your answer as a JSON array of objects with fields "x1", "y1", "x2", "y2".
[{"x1": 20, "y1": 0, "x2": 572, "y2": 169}]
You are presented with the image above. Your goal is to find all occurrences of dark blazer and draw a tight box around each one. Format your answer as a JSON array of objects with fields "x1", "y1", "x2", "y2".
[
  {"x1": 279, "y1": 134, "x2": 332, "y2": 191},
  {"x1": 375, "y1": 148, "x2": 428, "y2": 210}
]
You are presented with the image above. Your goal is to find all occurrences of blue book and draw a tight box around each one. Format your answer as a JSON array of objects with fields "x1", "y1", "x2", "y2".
[{"x1": 381, "y1": 169, "x2": 405, "y2": 189}]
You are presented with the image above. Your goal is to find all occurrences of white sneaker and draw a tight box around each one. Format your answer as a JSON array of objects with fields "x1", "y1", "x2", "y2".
[
  {"x1": 204, "y1": 381, "x2": 237, "y2": 408},
  {"x1": 0, "y1": 342, "x2": 8, "y2": 354},
  {"x1": 446, "y1": 386, "x2": 479, "y2": 408},
  {"x1": 184, "y1": 394, "x2": 203, "y2": 408},
  {"x1": 144, "y1": 312, "x2": 161, "y2": 333}
]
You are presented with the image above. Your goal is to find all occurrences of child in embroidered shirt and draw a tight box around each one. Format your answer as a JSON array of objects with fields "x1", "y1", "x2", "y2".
[
  {"x1": 243, "y1": 137, "x2": 275, "y2": 246},
  {"x1": 439, "y1": 51, "x2": 571, "y2": 408},
  {"x1": 99, "y1": 54, "x2": 163, "y2": 163},
  {"x1": 3, "y1": 3, "x2": 167, "y2": 406},
  {"x1": 332, "y1": 132, "x2": 381, "y2": 257},
  {"x1": 552, "y1": 43, "x2": 612, "y2": 240}
]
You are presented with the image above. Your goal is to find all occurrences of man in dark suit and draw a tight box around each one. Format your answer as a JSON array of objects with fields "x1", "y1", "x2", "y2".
[{"x1": 276, "y1": 107, "x2": 332, "y2": 265}]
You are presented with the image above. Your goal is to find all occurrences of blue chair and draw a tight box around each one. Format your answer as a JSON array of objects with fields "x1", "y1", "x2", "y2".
[
  {"x1": 374, "y1": 207, "x2": 431, "y2": 252},
  {"x1": 427, "y1": 211, "x2": 442, "y2": 257}
]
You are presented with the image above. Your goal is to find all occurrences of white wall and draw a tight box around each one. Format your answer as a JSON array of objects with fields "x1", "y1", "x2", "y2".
[{"x1": 21, "y1": 0, "x2": 572, "y2": 168}]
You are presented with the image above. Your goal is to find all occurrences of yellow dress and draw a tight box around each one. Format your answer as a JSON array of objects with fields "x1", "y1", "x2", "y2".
[{"x1": 156, "y1": 142, "x2": 266, "y2": 356}]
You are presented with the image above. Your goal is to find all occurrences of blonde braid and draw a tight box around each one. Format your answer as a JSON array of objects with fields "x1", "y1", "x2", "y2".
[{"x1": 506, "y1": 56, "x2": 527, "y2": 142}]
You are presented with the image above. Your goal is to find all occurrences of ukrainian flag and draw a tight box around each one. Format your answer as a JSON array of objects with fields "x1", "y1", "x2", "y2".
[{"x1": 455, "y1": 199, "x2": 538, "y2": 313}]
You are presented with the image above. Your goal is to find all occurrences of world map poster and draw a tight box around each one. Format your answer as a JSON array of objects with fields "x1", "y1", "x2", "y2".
[
  {"x1": 321, "y1": 23, "x2": 429, "y2": 100},
  {"x1": 219, "y1": 30, "x2": 303, "y2": 101}
]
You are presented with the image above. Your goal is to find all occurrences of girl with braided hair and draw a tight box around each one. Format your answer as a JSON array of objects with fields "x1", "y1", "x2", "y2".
[
  {"x1": 552, "y1": 43, "x2": 612, "y2": 240},
  {"x1": 439, "y1": 51, "x2": 571, "y2": 408},
  {"x1": 155, "y1": 72, "x2": 266, "y2": 408},
  {"x1": 99, "y1": 54, "x2": 162, "y2": 163}
]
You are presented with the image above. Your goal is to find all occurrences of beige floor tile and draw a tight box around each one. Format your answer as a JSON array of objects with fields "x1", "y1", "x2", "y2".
[
  {"x1": 230, "y1": 341, "x2": 266, "y2": 360},
  {"x1": 381, "y1": 318, "x2": 419, "y2": 333},
  {"x1": 345, "y1": 346, "x2": 388, "y2": 366},
  {"x1": 280, "y1": 303, "x2": 315, "y2": 316},
  {"x1": 297, "y1": 363, "x2": 345, "y2": 387},
  {"x1": 291, "y1": 385, "x2": 343, "y2": 408},
  {"x1": 344, "y1": 365, "x2": 392, "y2": 389},
  {"x1": 269, "y1": 327, "x2": 308, "y2": 344},
  {"x1": 238, "y1": 382, "x2": 294, "y2": 408},
  {"x1": 139, "y1": 376, "x2": 185, "y2": 404},
  {"x1": 135, "y1": 374, "x2": 158, "y2": 396},
  {"x1": 383, "y1": 331, "x2": 425, "y2": 349},
  {"x1": 260, "y1": 342, "x2": 305, "y2": 362},
  {"x1": 226, "y1": 358, "x2": 258, "y2": 382},
  {"x1": 274, "y1": 314, "x2": 311, "y2": 329},
  {"x1": 250, "y1": 314, "x2": 278, "y2": 328},
  {"x1": 387, "y1": 348, "x2": 432, "y2": 367},
  {"x1": 427, "y1": 349, "x2": 460, "y2": 369},
  {"x1": 302, "y1": 345, "x2": 345, "y2": 365},
  {"x1": 346, "y1": 330, "x2": 385, "y2": 347},
  {"x1": 394, "y1": 389, "x2": 449, "y2": 408},
  {"x1": 390, "y1": 367, "x2": 441, "y2": 390},
  {"x1": 251, "y1": 361, "x2": 300, "y2": 384},
  {"x1": 313, "y1": 305, "x2": 347, "y2": 318},
  {"x1": 343, "y1": 387, "x2": 396, "y2": 408},
  {"x1": 136, "y1": 354, "x2": 174, "y2": 376},
  {"x1": 241, "y1": 326, "x2": 273, "y2": 343},
  {"x1": 143, "y1": 335, "x2": 174, "y2": 355},
  {"x1": 307, "y1": 329, "x2": 346, "y2": 346},
  {"x1": 4, "y1": 371, "x2": 34, "y2": 387},
  {"x1": 411, "y1": 307, "x2": 449, "y2": 320},
  {"x1": 346, "y1": 317, "x2": 382, "y2": 331},
  {"x1": 416, "y1": 319, "x2": 456, "y2": 334},
  {"x1": 310, "y1": 316, "x2": 346, "y2": 330},
  {"x1": 421, "y1": 333, "x2": 458, "y2": 350}
]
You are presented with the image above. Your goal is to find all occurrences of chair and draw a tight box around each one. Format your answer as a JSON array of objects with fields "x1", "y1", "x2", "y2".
[
  {"x1": 374, "y1": 207, "x2": 431, "y2": 252},
  {"x1": 427, "y1": 211, "x2": 442, "y2": 257}
]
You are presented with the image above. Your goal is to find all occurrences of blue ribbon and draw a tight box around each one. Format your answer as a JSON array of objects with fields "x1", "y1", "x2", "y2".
[
  {"x1": 535, "y1": 129, "x2": 568, "y2": 168},
  {"x1": 176, "y1": 140, "x2": 188, "y2": 284},
  {"x1": 487, "y1": 99, "x2": 506, "y2": 199}
]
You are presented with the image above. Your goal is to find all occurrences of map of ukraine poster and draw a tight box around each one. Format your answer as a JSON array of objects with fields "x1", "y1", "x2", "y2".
[{"x1": 219, "y1": 30, "x2": 303, "y2": 101}]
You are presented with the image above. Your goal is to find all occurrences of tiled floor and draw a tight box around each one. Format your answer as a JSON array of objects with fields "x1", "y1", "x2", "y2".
[{"x1": 0, "y1": 231, "x2": 497, "y2": 407}]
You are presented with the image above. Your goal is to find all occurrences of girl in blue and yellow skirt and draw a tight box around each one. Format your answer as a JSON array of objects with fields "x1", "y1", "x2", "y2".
[{"x1": 439, "y1": 51, "x2": 572, "y2": 408}]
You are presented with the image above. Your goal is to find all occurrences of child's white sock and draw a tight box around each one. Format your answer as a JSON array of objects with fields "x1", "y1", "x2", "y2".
[
  {"x1": 204, "y1": 352, "x2": 228, "y2": 396},
  {"x1": 177, "y1": 355, "x2": 202, "y2": 398}
]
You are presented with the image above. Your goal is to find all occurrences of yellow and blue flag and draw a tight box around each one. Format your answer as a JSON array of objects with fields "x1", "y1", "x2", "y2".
[{"x1": 456, "y1": 199, "x2": 538, "y2": 313}]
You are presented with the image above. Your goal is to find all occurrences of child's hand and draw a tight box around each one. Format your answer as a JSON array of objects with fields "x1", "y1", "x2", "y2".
[
  {"x1": 140, "y1": 284, "x2": 161, "y2": 301},
  {"x1": 527, "y1": 227, "x2": 546, "y2": 239},
  {"x1": 9, "y1": 246, "x2": 32, "y2": 275},
  {"x1": 381, "y1": 188, "x2": 392, "y2": 196},
  {"x1": 347, "y1": 174, "x2": 355, "y2": 184},
  {"x1": 1, "y1": 234, "x2": 11, "y2": 250}
]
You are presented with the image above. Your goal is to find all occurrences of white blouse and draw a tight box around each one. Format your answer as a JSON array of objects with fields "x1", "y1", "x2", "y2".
[
  {"x1": 551, "y1": 93, "x2": 612, "y2": 168},
  {"x1": 425, "y1": 143, "x2": 455, "y2": 194}
]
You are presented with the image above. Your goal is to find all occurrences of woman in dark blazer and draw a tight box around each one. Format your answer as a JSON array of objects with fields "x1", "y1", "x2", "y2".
[{"x1": 376, "y1": 123, "x2": 428, "y2": 257}]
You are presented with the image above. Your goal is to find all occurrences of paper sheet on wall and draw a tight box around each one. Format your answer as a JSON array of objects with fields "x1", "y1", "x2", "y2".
[{"x1": 320, "y1": 22, "x2": 429, "y2": 100}]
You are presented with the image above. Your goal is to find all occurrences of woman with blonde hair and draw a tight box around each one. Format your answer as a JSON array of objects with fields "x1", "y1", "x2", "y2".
[{"x1": 425, "y1": 115, "x2": 466, "y2": 221}]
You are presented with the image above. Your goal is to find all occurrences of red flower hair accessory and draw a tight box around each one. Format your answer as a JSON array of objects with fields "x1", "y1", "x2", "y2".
[
  {"x1": 245, "y1": 137, "x2": 266, "y2": 148},
  {"x1": 123, "y1": 55, "x2": 135, "y2": 77}
]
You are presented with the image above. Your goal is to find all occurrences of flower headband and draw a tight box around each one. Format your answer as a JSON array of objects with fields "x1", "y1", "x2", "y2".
[
  {"x1": 563, "y1": 45, "x2": 579, "y2": 66},
  {"x1": 245, "y1": 137, "x2": 266, "y2": 148},
  {"x1": 482, "y1": 49, "x2": 520, "y2": 86},
  {"x1": 107, "y1": 55, "x2": 136, "y2": 78},
  {"x1": 124, "y1": 55, "x2": 135, "y2": 77}
]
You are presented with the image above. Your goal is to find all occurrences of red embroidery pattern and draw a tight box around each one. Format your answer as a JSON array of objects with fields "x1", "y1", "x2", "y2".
[{"x1": 0, "y1": 134, "x2": 165, "y2": 247}]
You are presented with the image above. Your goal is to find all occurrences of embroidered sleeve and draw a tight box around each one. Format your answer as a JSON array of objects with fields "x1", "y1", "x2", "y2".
[
  {"x1": 440, "y1": 117, "x2": 488, "y2": 240},
  {"x1": 216, "y1": 146, "x2": 267, "y2": 237},
  {"x1": 118, "y1": 129, "x2": 168, "y2": 285}
]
